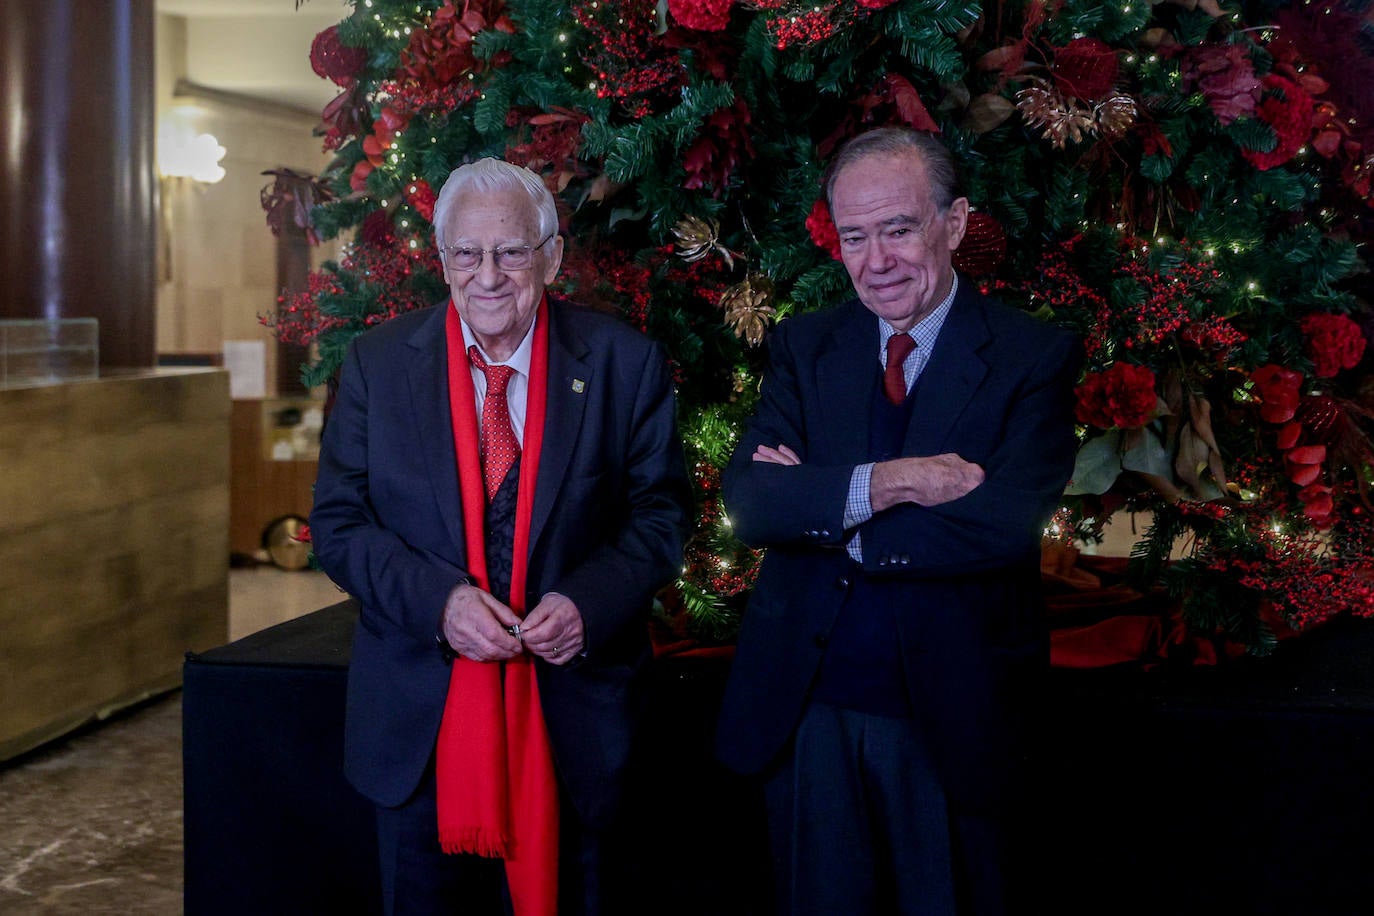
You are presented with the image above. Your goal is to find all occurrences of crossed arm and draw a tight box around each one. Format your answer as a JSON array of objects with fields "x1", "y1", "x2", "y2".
[{"x1": 752, "y1": 443, "x2": 985, "y2": 510}]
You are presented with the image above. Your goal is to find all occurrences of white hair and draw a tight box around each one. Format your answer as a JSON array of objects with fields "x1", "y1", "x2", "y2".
[{"x1": 431, "y1": 158, "x2": 558, "y2": 247}]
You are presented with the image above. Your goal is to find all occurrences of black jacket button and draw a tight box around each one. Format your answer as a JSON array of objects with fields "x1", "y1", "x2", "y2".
[{"x1": 813, "y1": 633, "x2": 829, "y2": 649}]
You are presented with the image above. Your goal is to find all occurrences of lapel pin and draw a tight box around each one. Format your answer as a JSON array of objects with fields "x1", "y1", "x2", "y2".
[{"x1": 571, "y1": 378, "x2": 585, "y2": 393}]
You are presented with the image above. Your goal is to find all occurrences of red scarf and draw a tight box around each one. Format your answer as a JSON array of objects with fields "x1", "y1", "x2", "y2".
[{"x1": 436, "y1": 297, "x2": 559, "y2": 916}]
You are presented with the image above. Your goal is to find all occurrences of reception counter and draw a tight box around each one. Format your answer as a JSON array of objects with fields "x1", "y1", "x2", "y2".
[{"x1": 0, "y1": 368, "x2": 231, "y2": 760}]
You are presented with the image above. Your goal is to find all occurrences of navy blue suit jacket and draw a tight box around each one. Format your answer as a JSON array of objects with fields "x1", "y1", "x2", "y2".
[
  {"x1": 715, "y1": 281, "x2": 1082, "y2": 812},
  {"x1": 310, "y1": 297, "x2": 692, "y2": 828}
]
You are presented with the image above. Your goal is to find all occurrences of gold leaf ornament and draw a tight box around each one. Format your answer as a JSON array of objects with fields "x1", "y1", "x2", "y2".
[
  {"x1": 672, "y1": 214, "x2": 734, "y2": 268},
  {"x1": 1094, "y1": 95, "x2": 1138, "y2": 140},
  {"x1": 720, "y1": 274, "x2": 776, "y2": 347},
  {"x1": 1015, "y1": 84, "x2": 1096, "y2": 149},
  {"x1": 1016, "y1": 77, "x2": 1137, "y2": 149}
]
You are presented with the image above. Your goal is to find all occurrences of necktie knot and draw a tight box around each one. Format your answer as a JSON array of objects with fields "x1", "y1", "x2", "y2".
[
  {"x1": 884, "y1": 333, "x2": 915, "y2": 405},
  {"x1": 469, "y1": 346, "x2": 516, "y2": 390}
]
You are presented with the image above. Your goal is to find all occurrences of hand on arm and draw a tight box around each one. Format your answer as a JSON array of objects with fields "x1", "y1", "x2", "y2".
[
  {"x1": 441, "y1": 582, "x2": 524, "y2": 662},
  {"x1": 869, "y1": 454, "x2": 985, "y2": 511},
  {"x1": 752, "y1": 443, "x2": 801, "y2": 466}
]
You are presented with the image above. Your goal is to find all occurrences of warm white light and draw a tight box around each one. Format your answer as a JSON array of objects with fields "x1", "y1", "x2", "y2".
[{"x1": 158, "y1": 113, "x2": 226, "y2": 183}]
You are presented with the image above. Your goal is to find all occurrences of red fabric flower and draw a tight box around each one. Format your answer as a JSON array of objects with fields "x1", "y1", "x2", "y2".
[
  {"x1": 1298, "y1": 482, "x2": 1334, "y2": 529},
  {"x1": 1052, "y1": 38, "x2": 1119, "y2": 105},
  {"x1": 1250, "y1": 364, "x2": 1304, "y2": 424},
  {"x1": 350, "y1": 159, "x2": 374, "y2": 193},
  {"x1": 1286, "y1": 444, "x2": 1326, "y2": 486},
  {"x1": 1300, "y1": 312, "x2": 1366, "y2": 377},
  {"x1": 682, "y1": 100, "x2": 755, "y2": 196},
  {"x1": 806, "y1": 199, "x2": 842, "y2": 261},
  {"x1": 310, "y1": 25, "x2": 368, "y2": 87},
  {"x1": 1241, "y1": 74, "x2": 1315, "y2": 171},
  {"x1": 668, "y1": 0, "x2": 733, "y2": 31},
  {"x1": 1179, "y1": 43, "x2": 1260, "y2": 126},
  {"x1": 403, "y1": 179, "x2": 437, "y2": 221},
  {"x1": 1074, "y1": 362, "x2": 1158, "y2": 429}
]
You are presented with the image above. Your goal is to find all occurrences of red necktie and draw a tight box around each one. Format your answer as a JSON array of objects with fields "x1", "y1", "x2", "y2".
[
  {"x1": 468, "y1": 345, "x2": 520, "y2": 499},
  {"x1": 884, "y1": 333, "x2": 915, "y2": 405}
]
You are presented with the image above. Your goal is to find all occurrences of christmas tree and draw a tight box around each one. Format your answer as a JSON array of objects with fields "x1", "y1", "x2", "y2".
[{"x1": 265, "y1": 0, "x2": 1374, "y2": 653}]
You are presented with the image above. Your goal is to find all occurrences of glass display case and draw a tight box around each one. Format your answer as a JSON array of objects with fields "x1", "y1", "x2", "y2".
[{"x1": 0, "y1": 318, "x2": 99, "y2": 388}]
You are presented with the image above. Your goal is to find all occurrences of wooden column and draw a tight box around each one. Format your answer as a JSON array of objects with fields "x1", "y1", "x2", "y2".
[{"x1": 0, "y1": 0, "x2": 157, "y2": 369}]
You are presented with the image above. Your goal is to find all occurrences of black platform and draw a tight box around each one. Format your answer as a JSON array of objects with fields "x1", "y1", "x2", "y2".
[{"x1": 183, "y1": 602, "x2": 1374, "y2": 915}]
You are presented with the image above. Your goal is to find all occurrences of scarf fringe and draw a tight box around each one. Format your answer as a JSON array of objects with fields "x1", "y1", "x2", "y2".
[{"x1": 440, "y1": 827, "x2": 510, "y2": 859}]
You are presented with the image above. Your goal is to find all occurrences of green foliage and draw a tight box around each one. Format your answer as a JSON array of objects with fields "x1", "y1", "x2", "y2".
[{"x1": 264, "y1": 0, "x2": 1374, "y2": 651}]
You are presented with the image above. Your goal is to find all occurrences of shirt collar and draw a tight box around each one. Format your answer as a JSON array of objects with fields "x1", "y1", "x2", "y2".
[
  {"x1": 459, "y1": 311, "x2": 537, "y2": 378},
  {"x1": 877, "y1": 273, "x2": 959, "y2": 352}
]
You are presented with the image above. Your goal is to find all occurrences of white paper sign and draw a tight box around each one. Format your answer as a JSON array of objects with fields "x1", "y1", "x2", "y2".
[{"x1": 223, "y1": 340, "x2": 267, "y2": 399}]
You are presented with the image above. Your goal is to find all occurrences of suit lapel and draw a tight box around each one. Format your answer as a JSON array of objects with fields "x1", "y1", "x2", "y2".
[
  {"x1": 405, "y1": 304, "x2": 468, "y2": 553},
  {"x1": 529, "y1": 301, "x2": 590, "y2": 552},
  {"x1": 817, "y1": 302, "x2": 878, "y2": 464},
  {"x1": 906, "y1": 284, "x2": 990, "y2": 453}
]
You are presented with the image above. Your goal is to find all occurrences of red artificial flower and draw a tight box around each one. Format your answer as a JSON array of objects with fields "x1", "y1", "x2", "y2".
[
  {"x1": 682, "y1": 100, "x2": 755, "y2": 195},
  {"x1": 319, "y1": 82, "x2": 372, "y2": 150},
  {"x1": 668, "y1": 0, "x2": 733, "y2": 31},
  {"x1": 350, "y1": 159, "x2": 374, "y2": 193},
  {"x1": 1074, "y1": 362, "x2": 1158, "y2": 429},
  {"x1": 806, "y1": 199, "x2": 842, "y2": 261},
  {"x1": 1250, "y1": 364, "x2": 1304, "y2": 424},
  {"x1": 1300, "y1": 312, "x2": 1366, "y2": 377},
  {"x1": 1179, "y1": 43, "x2": 1260, "y2": 126},
  {"x1": 1297, "y1": 482, "x2": 1334, "y2": 528},
  {"x1": 1241, "y1": 74, "x2": 1315, "y2": 171},
  {"x1": 310, "y1": 25, "x2": 368, "y2": 87},
  {"x1": 403, "y1": 179, "x2": 437, "y2": 221},
  {"x1": 856, "y1": 0, "x2": 901, "y2": 9},
  {"x1": 1285, "y1": 444, "x2": 1326, "y2": 486},
  {"x1": 1052, "y1": 37, "x2": 1119, "y2": 105},
  {"x1": 360, "y1": 209, "x2": 397, "y2": 248}
]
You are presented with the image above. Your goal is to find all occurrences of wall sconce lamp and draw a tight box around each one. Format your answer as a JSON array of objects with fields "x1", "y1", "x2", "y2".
[
  {"x1": 157, "y1": 109, "x2": 226, "y2": 282},
  {"x1": 157, "y1": 112, "x2": 226, "y2": 184}
]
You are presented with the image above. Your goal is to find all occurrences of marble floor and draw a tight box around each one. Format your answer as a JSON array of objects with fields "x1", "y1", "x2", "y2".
[{"x1": 0, "y1": 567, "x2": 347, "y2": 915}]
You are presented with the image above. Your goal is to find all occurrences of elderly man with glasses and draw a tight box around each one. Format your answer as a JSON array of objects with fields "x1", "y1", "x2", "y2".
[{"x1": 311, "y1": 157, "x2": 693, "y2": 916}]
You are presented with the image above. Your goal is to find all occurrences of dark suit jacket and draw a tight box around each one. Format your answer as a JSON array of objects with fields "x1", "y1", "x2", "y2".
[
  {"x1": 715, "y1": 281, "x2": 1081, "y2": 812},
  {"x1": 310, "y1": 297, "x2": 692, "y2": 829}
]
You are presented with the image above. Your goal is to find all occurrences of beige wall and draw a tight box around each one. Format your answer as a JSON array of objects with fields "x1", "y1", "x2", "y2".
[{"x1": 155, "y1": 14, "x2": 341, "y2": 396}]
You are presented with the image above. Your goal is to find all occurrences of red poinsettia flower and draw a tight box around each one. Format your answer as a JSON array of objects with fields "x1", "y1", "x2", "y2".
[
  {"x1": 1250, "y1": 364, "x2": 1304, "y2": 424},
  {"x1": 1241, "y1": 74, "x2": 1315, "y2": 171},
  {"x1": 1300, "y1": 312, "x2": 1367, "y2": 377},
  {"x1": 682, "y1": 100, "x2": 755, "y2": 196},
  {"x1": 668, "y1": 0, "x2": 733, "y2": 31},
  {"x1": 805, "y1": 199, "x2": 842, "y2": 261},
  {"x1": 1074, "y1": 362, "x2": 1158, "y2": 429},
  {"x1": 1179, "y1": 43, "x2": 1260, "y2": 126}
]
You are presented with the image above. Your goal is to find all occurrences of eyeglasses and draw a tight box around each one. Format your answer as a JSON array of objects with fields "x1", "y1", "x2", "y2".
[{"x1": 440, "y1": 233, "x2": 555, "y2": 272}]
